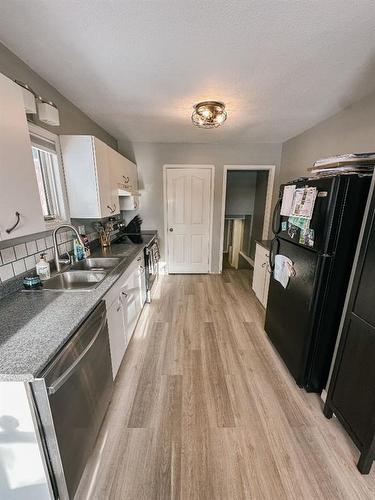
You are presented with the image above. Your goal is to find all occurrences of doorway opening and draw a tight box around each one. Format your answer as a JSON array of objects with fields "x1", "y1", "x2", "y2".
[{"x1": 219, "y1": 165, "x2": 275, "y2": 274}]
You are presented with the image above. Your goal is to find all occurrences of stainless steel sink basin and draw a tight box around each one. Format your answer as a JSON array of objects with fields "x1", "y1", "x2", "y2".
[
  {"x1": 69, "y1": 257, "x2": 121, "y2": 271},
  {"x1": 42, "y1": 271, "x2": 107, "y2": 291}
]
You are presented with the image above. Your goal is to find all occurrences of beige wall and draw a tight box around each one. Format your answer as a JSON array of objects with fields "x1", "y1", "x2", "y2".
[
  {"x1": 121, "y1": 142, "x2": 282, "y2": 272},
  {"x1": 225, "y1": 171, "x2": 257, "y2": 216},
  {"x1": 0, "y1": 42, "x2": 117, "y2": 148},
  {"x1": 280, "y1": 90, "x2": 375, "y2": 183}
]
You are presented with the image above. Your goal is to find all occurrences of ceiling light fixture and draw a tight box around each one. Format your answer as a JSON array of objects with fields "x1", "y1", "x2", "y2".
[{"x1": 191, "y1": 101, "x2": 227, "y2": 129}]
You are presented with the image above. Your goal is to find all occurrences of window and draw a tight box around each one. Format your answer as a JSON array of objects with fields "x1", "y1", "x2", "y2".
[{"x1": 29, "y1": 125, "x2": 68, "y2": 224}]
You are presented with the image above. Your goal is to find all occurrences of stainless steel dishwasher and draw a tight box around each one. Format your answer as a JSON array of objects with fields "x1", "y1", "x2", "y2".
[{"x1": 31, "y1": 301, "x2": 113, "y2": 500}]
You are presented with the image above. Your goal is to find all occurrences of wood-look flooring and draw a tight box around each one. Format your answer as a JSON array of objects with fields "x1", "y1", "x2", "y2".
[{"x1": 75, "y1": 270, "x2": 375, "y2": 500}]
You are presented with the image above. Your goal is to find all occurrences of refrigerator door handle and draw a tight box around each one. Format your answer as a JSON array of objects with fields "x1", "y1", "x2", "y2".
[
  {"x1": 269, "y1": 237, "x2": 280, "y2": 272},
  {"x1": 272, "y1": 197, "x2": 283, "y2": 235}
]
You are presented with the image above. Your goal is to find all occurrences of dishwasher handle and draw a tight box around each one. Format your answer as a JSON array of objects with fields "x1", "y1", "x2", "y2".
[{"x1": 47, "y1": 314, "x2": 107, "y2": 395}]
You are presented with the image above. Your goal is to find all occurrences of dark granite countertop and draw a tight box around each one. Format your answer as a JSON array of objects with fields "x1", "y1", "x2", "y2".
[
  {"x1": 0, "y1": 232, "x2": 157, "y2": 381},
  {"x1": 256, "y1": 239, "x2": 272, "y2": 251}
]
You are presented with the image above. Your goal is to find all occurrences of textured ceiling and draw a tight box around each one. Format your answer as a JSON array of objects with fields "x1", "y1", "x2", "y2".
[{"x1": 1, "y1": 1, "x2": 375, "y2": 144}]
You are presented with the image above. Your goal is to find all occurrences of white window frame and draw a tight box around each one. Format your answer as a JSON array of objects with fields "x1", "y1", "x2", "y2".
[{"x1": 28, "y1": 123, "x2": 70, "y2": 229}]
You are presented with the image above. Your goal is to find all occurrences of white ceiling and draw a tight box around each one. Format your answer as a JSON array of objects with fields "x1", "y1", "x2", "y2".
[{"x1": 1, "y1": 1, "x2": 375, "y2": 145}]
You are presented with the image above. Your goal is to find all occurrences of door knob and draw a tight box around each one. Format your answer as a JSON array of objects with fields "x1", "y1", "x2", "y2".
[{"x1": 169, "y1": 228, "x2": 173, "y2": 232}]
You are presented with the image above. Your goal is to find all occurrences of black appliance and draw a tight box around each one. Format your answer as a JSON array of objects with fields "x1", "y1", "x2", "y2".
[
  {"x1": 124, "y1": 215, "x2": 143, "y2": 243},
  {"x1": 324, "y1": 179, "x2": 375, "y2": 473},
  {"x1": 264, "y1": 173, "x2": 371, "y2": 393}
]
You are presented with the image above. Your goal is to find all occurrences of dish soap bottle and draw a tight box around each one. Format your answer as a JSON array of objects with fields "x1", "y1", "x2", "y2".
[
  {"x1": 36, "y1": 253, "x2": 50, "y2": 281},
  {"x1": 80, "y1": 234, "x2": 91, "y2": 257},
  {"x1": 73, "y1": 238, "x2": 85, "y2": 261}
]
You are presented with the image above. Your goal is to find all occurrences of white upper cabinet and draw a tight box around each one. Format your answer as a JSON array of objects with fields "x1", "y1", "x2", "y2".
[
  {"x1": 61, "y1": 135, "x2": 120, "y2": 218},
  {"x1": 109, "y1": 147, "x2": 138, "y2": 195},
  {"x1": 123, "y1": 158, "x2": 138, "y2": 194},
  {"x1": 0, "y1": 73, "x2": 45, "y2": 241},
  {"x1": 61, "y1": 135, "x2": 138, "y2": 219}
]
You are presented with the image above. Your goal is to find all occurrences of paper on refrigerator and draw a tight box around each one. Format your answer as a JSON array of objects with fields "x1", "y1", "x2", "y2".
[
  {"x1": 280, "y1": 185, "x2": 296, "y2": 216},
  {"x1": 274, "y1": 254, "x2": 295, "y2": 289},
  {"x1": 290, "y1": 187, "x2": 317, "y2": 219}
]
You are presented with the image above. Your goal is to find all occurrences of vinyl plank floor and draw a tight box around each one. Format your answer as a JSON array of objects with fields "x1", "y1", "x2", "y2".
[{"x1": 75, "y1": 270, "x2": 375, "y2": 500}]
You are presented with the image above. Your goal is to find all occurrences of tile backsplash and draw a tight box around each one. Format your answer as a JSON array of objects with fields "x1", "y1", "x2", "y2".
[{"x1": 0, "y1": 228, "x2": 97, "y2": 285}]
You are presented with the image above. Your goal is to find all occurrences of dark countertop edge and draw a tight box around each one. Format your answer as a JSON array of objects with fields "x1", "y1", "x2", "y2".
[{"x1": 0, "y1": 233, "x2": 157, "y2": 382}]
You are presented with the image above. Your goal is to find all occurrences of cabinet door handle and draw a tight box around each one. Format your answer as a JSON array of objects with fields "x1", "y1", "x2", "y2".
[
  {"x1": 122, "y1": 291, "x2": 128, "y2": 298},
  {"x1": 6, "y1": 211, "x2": 21, "y2": 234},
  {"x1": 107, "y1": 203, "x2": 116, "y2": 214}
]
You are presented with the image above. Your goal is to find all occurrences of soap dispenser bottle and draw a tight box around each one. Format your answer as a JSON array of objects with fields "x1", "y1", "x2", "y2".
[{"x1": 36, "y1": 253, "x2": 51, "y2": 281}]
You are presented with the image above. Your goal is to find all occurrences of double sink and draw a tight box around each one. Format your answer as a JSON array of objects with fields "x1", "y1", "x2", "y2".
[{"x1": 42, "y1": 257, "x2": 121, "y2": 291}]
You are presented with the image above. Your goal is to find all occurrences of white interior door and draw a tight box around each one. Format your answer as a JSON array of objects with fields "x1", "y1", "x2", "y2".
[{"x1": 166, "y1": 167, "x2": 212, "y2": 273}]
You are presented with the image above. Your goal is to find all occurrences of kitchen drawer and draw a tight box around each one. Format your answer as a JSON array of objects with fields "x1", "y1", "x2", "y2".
[{"x1": 104, "y1": 252, "x2": 143, "y2": 307}]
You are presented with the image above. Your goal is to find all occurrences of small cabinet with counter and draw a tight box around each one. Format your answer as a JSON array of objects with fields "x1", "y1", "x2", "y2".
[
  {"x1": 0, "y1": 234, "x2": 153, "y2": 500},
  {"x1": 252, "y1": 241, "x2": 271, "y2": 308}
]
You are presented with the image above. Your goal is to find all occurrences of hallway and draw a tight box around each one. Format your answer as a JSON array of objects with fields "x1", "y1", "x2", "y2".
[{"x1": 76, "y1": 270, "x2": 375, "y2": 499}]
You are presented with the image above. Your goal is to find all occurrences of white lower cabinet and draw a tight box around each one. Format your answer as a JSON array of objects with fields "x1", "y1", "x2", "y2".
[
  {"x1": 106, "y1": 294, "x2": 127, "y2": 378},
  {"x1": 123, "y1": 273, "x2": 139, "y2": 342},
  {"x1": 252, "y1": 242, "x2": 271, "y2": 308},
  {"x1": 105, "y1": 253, "x2": 146, "y2": 379},
  {"x1": 123, "y1": 254, "x2": 146, "y2": 340}
]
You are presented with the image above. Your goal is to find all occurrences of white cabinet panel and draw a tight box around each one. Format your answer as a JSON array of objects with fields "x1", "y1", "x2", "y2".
[
  {"x1": 108, "y1": 147, "x2": 126, "y2": 201},
  {"x1": 0, "y1": 73, "x2": 45, "y2": 240},
  {"x1": 61, "y1": 135, "x2": 121, "y2": 218},
  {"x1": 252, "y1": 243, "x2": 270, "y2": 308},
  {"x1": 106, "y1": 296, "x2": 127, "y2": 379},
  {"x1": 0, "y1": 382, "x2": 54, "y2": 499},
  {"x1": 121, "y1": 157, "x2": 138, "y2": 194},
  {"x1": 92, "y1": 137, "x2": 118, "y2": 216},
  {"x1": 109, "y1": 148, "x2": 138, "y2": 195},
  {"x1": 105, "y1": 252, "x2": 145, "y2": 378},
  {"x1": 122, "y1": 256, "x2": 144, "y2": 341}
]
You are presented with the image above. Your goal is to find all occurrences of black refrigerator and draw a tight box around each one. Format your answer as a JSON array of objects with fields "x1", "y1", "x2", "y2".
[{"x1": 264, "y1": 173, "x2": 371, "y2": 393}]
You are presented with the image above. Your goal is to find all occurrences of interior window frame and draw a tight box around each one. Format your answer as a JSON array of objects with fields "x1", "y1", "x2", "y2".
[{"x1": 28, "y1": 123, "x2": 70, "y2": 229}]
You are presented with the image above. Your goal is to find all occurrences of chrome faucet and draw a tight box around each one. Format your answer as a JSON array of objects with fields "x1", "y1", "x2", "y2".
[{"x1": 53, "y1": 224, "x2": 85, "y2": 273}]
